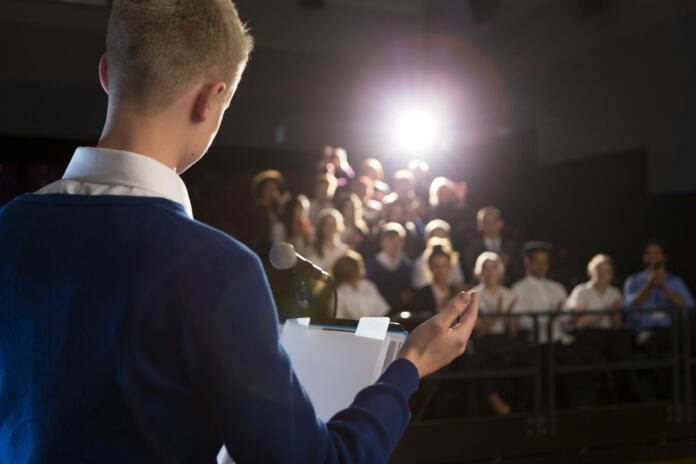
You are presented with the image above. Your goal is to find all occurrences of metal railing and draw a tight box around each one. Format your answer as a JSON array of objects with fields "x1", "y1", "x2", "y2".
[{"x1": 410, "y1": 307, "x2": 691, "y2": 437}]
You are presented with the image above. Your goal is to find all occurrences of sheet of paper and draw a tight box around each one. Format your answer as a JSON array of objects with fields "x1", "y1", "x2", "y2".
[{"x1": 280, "y1": 320, "x2": 385, "y2": 421}]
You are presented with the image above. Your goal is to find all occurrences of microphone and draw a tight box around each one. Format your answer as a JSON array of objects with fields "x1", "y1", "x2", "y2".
[{"x1": 269, "y1": 243, "x2": 334, "y2": 283}]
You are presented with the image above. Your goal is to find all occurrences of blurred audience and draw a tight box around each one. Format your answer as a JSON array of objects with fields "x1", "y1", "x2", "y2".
[
  {"x1": 306, "y1": 208, "x2": 348, "y2": 271},
  {"x1": 412, "y1": 219, "x2": 466, "y2": 289},
  {"x1": 333, "y1": 250, "x2": 389, "y2": 319},
  {"x1": 465, "y1": 206, "x2": 519, "y2": 283},
  {"x1": 365, "y1": 222, "x2": 414, "y2": 314},
  {"x1": 412, "y1": 239, "x2": 458, "y2": 314}
]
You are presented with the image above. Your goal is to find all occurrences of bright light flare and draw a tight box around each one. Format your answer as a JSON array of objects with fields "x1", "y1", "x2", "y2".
[{"x1": 391, "y1": 107, "x2": 442, "y2": 155}]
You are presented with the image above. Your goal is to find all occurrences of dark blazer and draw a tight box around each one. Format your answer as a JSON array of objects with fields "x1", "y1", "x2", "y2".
[{"x1": 413, "y1": 284, "x2": 457, "y2": 315}]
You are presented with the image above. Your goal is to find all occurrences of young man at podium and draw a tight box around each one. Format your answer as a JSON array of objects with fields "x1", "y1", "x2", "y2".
[{"x1": 0, "y1": 1, "x2": 478, "y2": 463}]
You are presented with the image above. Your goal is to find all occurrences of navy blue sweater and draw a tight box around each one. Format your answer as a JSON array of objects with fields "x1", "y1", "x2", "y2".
[
  {"x1": 365, "y1": 256, "x2": 414, "y2": 313},
  {"x1": 0, "y1": 194, "x2": 418, "y2": 463}
]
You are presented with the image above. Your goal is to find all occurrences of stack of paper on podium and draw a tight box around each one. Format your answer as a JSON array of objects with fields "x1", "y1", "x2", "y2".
[
  {"x1": 279, "y1": 317, "x2": 406, "y2": 421},
  {"x1": 217, "y1": 317, "x2": 406, "y2": 464}
]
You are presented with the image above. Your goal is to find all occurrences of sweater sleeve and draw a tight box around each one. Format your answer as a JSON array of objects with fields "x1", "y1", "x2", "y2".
[{"x1": 182, "y1": 243, "x2": 419, "y2": 463}]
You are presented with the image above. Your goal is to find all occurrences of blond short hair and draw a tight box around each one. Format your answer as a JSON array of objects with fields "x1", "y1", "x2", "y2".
[
  {"x1": 107, "y1": 0, "x2": 253, "y2": 107},
  {"x1": 474, "y1": 251, "x2": 505, "y2": 281},
  {"x1": 587, "y1": 254, "x2": 613, "y2": 278},
  {"x1": 428, "y1": 176, "x2": 454, "y2": 207},
  {"x1": 477, "y1": 206, "x2": 501, "y2": 225}
]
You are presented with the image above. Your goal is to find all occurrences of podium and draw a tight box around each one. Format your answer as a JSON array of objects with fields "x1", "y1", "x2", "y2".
[{"x1": 217, "y1": 317, "x2": 407, "y2": 464}]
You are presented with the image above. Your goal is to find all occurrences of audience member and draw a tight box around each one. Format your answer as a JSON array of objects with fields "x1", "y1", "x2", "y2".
[
  {"x1": 244, "y1": 169, "x2": 285, "y2": 262},
  {"x1": 328, "y1": 147, "x2": 355, "y2": 189},
  {"x1": 624, "y1": 240, "x2": 695, "y2": 330},
  {"x1": 624, "y1": 240, "x2": 695, "y2": 371},
  {"x1": 428, "y1": 176, "x2": 474, "y2": 252},
  {"x1": 366, "y1": 222, "x2": 414, "y2": 314},
  {"x1": 271, "y1": 195, "x2": 312, "y2": 255},
  {"x1": 470, "y1": 251, "x2": 522, "y2": 414},
  {"x1": 465, "y1": 206, "x2": 519, "y2": 283},
  {"x1": 306, "y1": 208, "x2": 349, "y2": 271},
  {"x1": 566, "y1": 254, "x2": 647, "y2": 402},
  {"x1": 360, "y1": 157, "x2": 385, "y2": 182},
  {"x1": 308, "y1": 173, "x2": 337, "y2": 224},
  {"x1": 336, "y1": 192, "x2": 370, "y2": 253},
  {"x1": 351, "y1": 175, "x2": 381, "y2": 227},
  {"x1": 412, "y1": 239, "x2": 458, "y2": 314},
  {"x1": 566, "y1": 254, "x2": 622, "y2": 329},
  {"x1": 412, "y1": 219, "x2": 466, "y2": 289},
  {"x1": 513, "y1": 241, "x2": 603, "y2": 408},
  {"x1": 333, "y1": 250, "x2": 390, "y2": 319},
  {"x1": 380, "y1": 197, "x2": 423, "y2": 259}
]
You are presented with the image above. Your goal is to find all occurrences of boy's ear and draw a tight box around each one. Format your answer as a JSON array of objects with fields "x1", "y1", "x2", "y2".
[
  {"x1": 193, "y1": 81, "x2": 227, "y2": 122},
  {"x1": 99, "y1": 53, "x2": 109, "y2": 94}
]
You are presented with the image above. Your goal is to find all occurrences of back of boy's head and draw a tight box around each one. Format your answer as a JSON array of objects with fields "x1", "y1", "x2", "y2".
[
  {"x1": 332, "y1": 250, "x2": 364, "y2": 287},
  {"x1": 107, "y1": 0, "x2": 253, "y2": 107}
]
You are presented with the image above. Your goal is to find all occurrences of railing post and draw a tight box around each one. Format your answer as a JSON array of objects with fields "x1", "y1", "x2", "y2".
[
  {"x1": 546, "y1": 313, "x2": 557, "y2": 436},
  {"x1": 669, "y1": 307, "x2": 683, "y2": 423},
  {"x1": 532, "y1": 313, "x2": 545, "y2": 437},
  {"x1": 683, "y1": 307, "x2": 693, "y2": 422}
]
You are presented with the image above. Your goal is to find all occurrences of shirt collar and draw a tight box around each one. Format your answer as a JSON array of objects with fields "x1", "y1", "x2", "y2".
[{"x1": 63, "y1": 147, "x2": 193, "y2": 217}]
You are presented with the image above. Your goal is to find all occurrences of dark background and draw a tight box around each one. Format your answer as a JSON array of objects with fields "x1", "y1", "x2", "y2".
[{"x1": 1, "y1": 0, "x2": 695, "y2": 292}]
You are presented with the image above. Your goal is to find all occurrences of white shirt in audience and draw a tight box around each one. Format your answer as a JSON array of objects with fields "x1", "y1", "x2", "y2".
[
  {"x1": 471, "y1": 283, "x2": 517, "y2": 335},
  {"x1": 565, "y1": 281, "x2": 622, "y2": 329},
  {"x1": 306, "y1": 239, "x2": 348, "y2": 272},
  {"x1": 483, "y1": 236, "x2": 502, "y2": 253},
  {"x1": 336, "y1": 279, "x2": 390, "y2": 320},
  {"x1": 412, "y1": 253, "x2": 465, "y2": 289},
  {"x1": 512, "y1": 275, "x2": 571, "y2": 344}
]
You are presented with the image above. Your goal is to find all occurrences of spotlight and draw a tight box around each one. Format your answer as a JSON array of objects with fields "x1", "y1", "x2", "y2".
[{"x1": 391, "y1": 107, "x2": 442, "y2": 156}]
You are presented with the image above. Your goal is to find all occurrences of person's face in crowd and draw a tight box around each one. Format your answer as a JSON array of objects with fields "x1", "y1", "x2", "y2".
[
  {"x1": 314, "y1": 181, "x2": 329, "y2": 202},
  {"x1": 373, "y1": 187, "x2": 387, "y2": 203},
  {"x1": 292, "y1": 203, "x2": 305, "y2": 224},
  {"x1": 479, "y1": 214, "x2": 503, "y2": 238},
  {"x1": 381, "y1": 233, "x2": 404, "y2": 258},
  {"x1": 341, "y1": 200, "x2": 355, "y2": 224},
  {"x1": 526, "y1": 250, "x2": 550, "y2": 279},
  {"x1": 322, "y1": 216, "x2": 338, "y2": 241},
  {"x1": 591, "y1": 261, "x2": 613, "y2": 287},
  {"x1": 429, "y1": 254, "x2": 452, "y2": 285},
  {"x1": 436, "y1": 185, "x2": 454, "y2": 206},
  {"x1": 387, "y1": 204, "x2": 406, "y2": 224},
  {"x1": 480, "y1": 259, "x2": 501, "y2": 287},
  {"x1": 394, "y1": 179, "x2": 412, "y2": 199},
  {"x1": 362, "y1": 166, "x2": 379, "y2": 181},
  {"x1": 643, "y1": 244, "x2": 665, "y2": 270},
  {"x1": 260, "y1": 180, "x2": 279, "y2": 208}
]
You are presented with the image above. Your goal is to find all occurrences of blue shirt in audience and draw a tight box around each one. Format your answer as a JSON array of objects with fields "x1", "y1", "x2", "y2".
[{"x1": 623, "y1": 269, "x2": 695, "y2": 329}]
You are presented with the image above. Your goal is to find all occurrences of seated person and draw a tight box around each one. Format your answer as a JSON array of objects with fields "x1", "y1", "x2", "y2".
[
  {"x1": 567, "y1": 254, "x2": 645, "y2": 402},
  {"x1": 412, "y1": 239, "x2": 458, "y2": 315},
  {"x1": 624, "y1": 239, "x2": 695, "y2": 332},
  {"x1": 379, "y1": 197, "x2": 423, "y2": 259},
  {"x1": 464, "y1": 206, "x2": 519, "y2": 283},
  {"x1": 624, "y1": 240, "x2": 695, "y2": 377},
  {"x1": 336, "y1": 192, "x2": 370, "y2": 254},
  {"x1": 566, "y1": 254, "x2": 623, "y2": 329},
  {"x1": 271, "y1": 195, "x2": 312, "y2": 255},
  {"x1": 308, "y1": 173, "x2": 337, "y2": 224},
  {"x1": 428, "y1": 176, "x2": 474, "y2": 252},
  {"x1": 512, "y1": 241, "x2": 603, "y2": 408},
  {"x1": 412, "y1": 219, "x2": 466, "y2": 289},
  {"x1": 471, "y1": 251, "x2": 523, "y2": 414},
  {"x1": 366, "y1": 222, "x2": 414, "y2": 314},
  {"x1": 306, "y1": 208, "x2": 349, "y2": 271},
  {"x1": 333, "y1": 250, "x2": 390, "y2": 320}
]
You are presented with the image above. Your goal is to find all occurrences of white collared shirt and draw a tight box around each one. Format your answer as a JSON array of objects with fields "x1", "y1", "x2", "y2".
[
  {"x1": 512, "y1": 275, "x2": 571, "y2": 344},
  {"x1": 483, "y1": 236, "x2": 502, "y2": 253},
  {"x1": 336, "y1": 279, "x2": 390, "y2": 320},
  {"x1": 565, "y1": 281, "x2": 622, "y2": 329},
  {"x1": 471, "y1": 283, "x2": 517, "y2": 334},
  {"x1": 36, "y1": 147, "x2": 193, "y2": 218}
]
